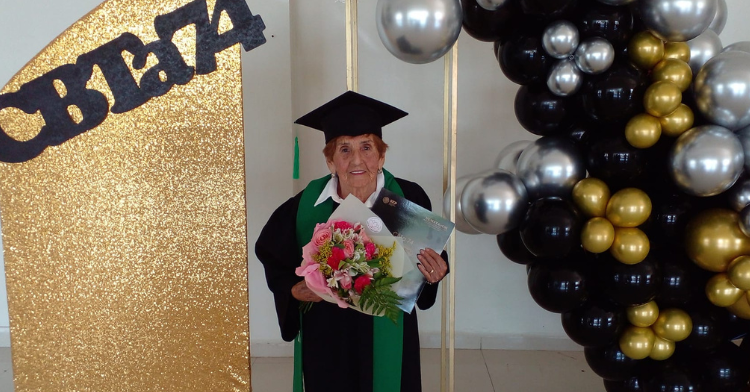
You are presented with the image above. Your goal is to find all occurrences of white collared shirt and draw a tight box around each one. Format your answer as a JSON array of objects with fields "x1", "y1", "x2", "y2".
[{"x1": 314, "y1": 171, "x2": 385, "y2": 208}]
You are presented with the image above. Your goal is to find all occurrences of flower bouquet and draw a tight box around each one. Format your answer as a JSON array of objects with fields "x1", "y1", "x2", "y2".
[{"x1": 295, "y1": 195, "x2": 409, "y2": 323}]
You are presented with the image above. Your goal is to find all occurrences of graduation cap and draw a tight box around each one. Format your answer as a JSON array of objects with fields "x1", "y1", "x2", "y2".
[{"x1": 294, "y1": 91, "x2": 408, "y2": 144}]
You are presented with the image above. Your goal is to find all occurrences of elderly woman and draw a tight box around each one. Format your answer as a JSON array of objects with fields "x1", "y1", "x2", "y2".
[{"x1": 255, "y1": 91, "x2": 448, "y2": 392}]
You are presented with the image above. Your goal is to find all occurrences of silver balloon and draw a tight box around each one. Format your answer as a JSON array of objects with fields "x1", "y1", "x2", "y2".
[
  {"x1": 726, "y1": 178, "x2": 750, "y2": 212},
  {"x1": 596, "y1": 0, "x2": 636, "y2": 4},
  {"x1": 460, "y1": 170, "x2": 529, "y2": 235},
  {"x1": 515, "y1": 137, "x2": 586, "y2": 200},
  {"x1": 694, "y1": 51, "x2": 750, "y2": 130},
  {"x1": 740, "y1": 205, "x2": 750, "y2": 237},
  {"x1": 542, "y1": 21, "x2": 580, "y2": 59},
  {"x1": 687, "y1": 29, "x2": 723, "y2": 75},
  {"x1": 574, "y1": 37, "x2": 615, "y2": 75},
  {"x1": 669, "y1": 125, "x2": 744, "y2": 197},
  {"x1": 708, "y1": 0, "x2": 727, "y2": 34},
  {"x1": 495, "y1": 140, "x2": 532, "y2": 174},
  {"x1": 639, "y1": 0, "x2": 718, "y2": 42},
  {"x1": 476, "y1": 0, "x2": 508, "y2": 10},
  {"x1": 724, "y1": 41, "x2": 750, "y2": 54},
  {"x1": 376, "y1": 0, "x2": 463, "y2": 64},
  {"x1": 547, "y1": 59, "x2": 583, "y2": 97},
  {"x1": 443, "y1": 175, "x2": 482, "y2": 234}
]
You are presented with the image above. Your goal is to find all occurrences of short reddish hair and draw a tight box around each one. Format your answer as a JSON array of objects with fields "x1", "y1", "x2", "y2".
[{"x1": 323, "y1": 134, "x2": 389, "y2": 161}]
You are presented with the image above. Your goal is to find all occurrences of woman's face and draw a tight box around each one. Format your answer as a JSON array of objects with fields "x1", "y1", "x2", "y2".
[{"x1": 326, "y1": 134, "x2": 385, "y2": 193}]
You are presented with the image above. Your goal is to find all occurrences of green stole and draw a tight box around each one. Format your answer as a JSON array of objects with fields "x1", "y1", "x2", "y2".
[{"x1": 293, "y1": 169, "x2": 405, "y2": 392}]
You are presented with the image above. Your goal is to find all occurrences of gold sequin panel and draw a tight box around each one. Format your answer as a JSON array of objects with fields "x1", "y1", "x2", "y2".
[{"x1": 0, "y1": 0, "x2": 250, "y2": 390}]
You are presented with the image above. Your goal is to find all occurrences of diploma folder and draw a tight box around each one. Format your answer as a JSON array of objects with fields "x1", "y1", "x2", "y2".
[{"x1": 371, "y1": 188, "x2": 455, "y2": 270}]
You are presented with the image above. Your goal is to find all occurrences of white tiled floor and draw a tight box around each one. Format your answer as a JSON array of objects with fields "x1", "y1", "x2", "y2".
[{"x1": 0, "y1": 348, "x2": 604, "y2": 391}]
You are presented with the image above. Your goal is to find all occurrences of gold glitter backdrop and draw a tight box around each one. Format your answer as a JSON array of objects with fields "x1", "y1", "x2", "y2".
[{"x1": 0, "y1": 0, "x2": 259, "y2": 390}]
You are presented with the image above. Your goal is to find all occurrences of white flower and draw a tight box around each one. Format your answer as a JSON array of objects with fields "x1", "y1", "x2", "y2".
[
  {"x1": 352, "y1": 248, "x2": 366, "y2": 262},
  {"x1": 334, "y1": 270, "x2": 353, "y2": 290}
]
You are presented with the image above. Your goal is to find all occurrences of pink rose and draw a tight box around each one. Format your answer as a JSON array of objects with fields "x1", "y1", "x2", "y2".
[
  {"x1": 328, "y1": 247, "x2": 346, "y2": 270},
  {"x1": 364, "y1": 242, "x2": 376, "y2": 259},
  {"x1": 342, "y1": 240, "x2": 355, "y2": 258},
  {"x1": 312, "y1": 225, "x2": 332, "y2": 248},
  {"x1": 333, "y1": 220, "x2": 354, "y2": 231},
  {"x1": 354, "y1": 275, "x2": 372, "y2": 294}
]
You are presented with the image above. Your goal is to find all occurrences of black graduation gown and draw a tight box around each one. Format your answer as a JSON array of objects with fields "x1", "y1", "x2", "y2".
[{"x1": 255, "y1": 178, "x2": 441, "y2": 392}]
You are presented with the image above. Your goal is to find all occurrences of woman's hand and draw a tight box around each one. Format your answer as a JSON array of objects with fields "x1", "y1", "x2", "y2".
[
  {"x1": 292, "y1": 280, "x2": 323, "y2": 302},
  {"x1": 416, "y1": 248, "x2": 448, "y2": 284}
]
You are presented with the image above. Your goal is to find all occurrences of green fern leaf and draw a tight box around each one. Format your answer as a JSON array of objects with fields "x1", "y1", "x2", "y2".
[{"x1": 358, "y1": 280, "x2": 404, "y2": 324}]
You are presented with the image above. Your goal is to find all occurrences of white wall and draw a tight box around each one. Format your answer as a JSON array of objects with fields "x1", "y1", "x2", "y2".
[
  {"x1": 242, "y1": 0, "x2": 294, "y2": 353},
  {"x1": 2, "y1": 0, "x2": 750, "y2": 353}
]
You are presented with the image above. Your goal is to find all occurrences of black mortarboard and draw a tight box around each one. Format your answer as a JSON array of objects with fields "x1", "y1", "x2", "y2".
[{"x1": 294, "y1": 91, "x2": 408, "y2": 144}]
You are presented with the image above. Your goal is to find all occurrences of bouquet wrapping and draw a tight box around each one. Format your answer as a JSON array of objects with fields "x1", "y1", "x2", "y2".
[{"x1": 295, "y1": 195, "x2": 420, "y2": 322}]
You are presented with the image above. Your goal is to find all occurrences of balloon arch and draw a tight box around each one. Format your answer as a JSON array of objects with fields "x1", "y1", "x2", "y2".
[{"x1": 378, "y1": 0, "x2": 750, "y2": 390}]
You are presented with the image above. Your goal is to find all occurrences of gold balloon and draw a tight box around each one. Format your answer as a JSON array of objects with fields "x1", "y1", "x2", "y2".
[
  {"x1": 651, "y1": 58, "x2": 692, "y2": 92},
  {"x1": 628, "y1": 31, "x2": 665, "y2": 70},
  {"x1": 649, "y1": 336, "x2": 675, "y2": 361},
  {"x1": 606, "y1": 188, "x2": 652, "y2": 227},
  {"x1": 663, "y1": 42, "x2": 691, "y2": 63},
  {"x1": 644, "y1": 81, "x2": 682, "y2": 117},
  {"x1": 619, "y1": 326, "x2": 656, "y2": 360},
  {"x1": 572, "y1": 178, "x2": 611, "y2": 217},
  {"x1": 685, "y1": 209, "x2": 750, "y2": 272},
  {"x1": 706, "y1": 273, "x2": 744, "y2": 307},
  {"x1": 582, "y1": 217, "x2": 616, "y2": 253},
  {"x1": 659, "y1": 104, "x2": 694, "y2": 137},
  {"x1": 652, "y1": 309, "x2": 692, "y2": 342},
  {"x1": 628, "y1": 301, "x2": 660, "y2": 327},
  {"x1": 727, "y1": 293, "x2": 750, "y2": 320},
  {"x1": 625, "y1": 114, "x2": 662, "y2": 149},
  {"x1": 610, "y1": 228, "x2": 650, "y2": 265},
  {"x1": 727, "y1": 256, "x2": 750, "y2": 291}
]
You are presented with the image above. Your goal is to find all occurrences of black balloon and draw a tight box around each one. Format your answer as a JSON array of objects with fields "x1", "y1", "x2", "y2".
[
  {"x1": 693, "y1": 343, "x2": 749, "y2": 392},
  {"x1": 580, "y1": 61, "x2": 647, "y2": 124},
  {"x1": 741, "y1": 335, "x2": 750, "y2": 354},
  {"x1": 462, "y1": 0, "x2": 520, "y2": 43},
  {"x1": 517, "y1": 0, "x2": 577, "y2": 20},
  {"x1": 562, "y1": 301, "x2": 626, "y2": 347},
  {"x1": 643, "y1": 193, "x2": 694, "y2": 246},
  {"x1": 575, "y1": 0, "x2": 634, "y2": 47},
  {"x1": 496, "y1": 228, "x2": 537, "y2": 265},
  {"x1": 586, "y1": 136, "x2": 648, "y2": 189},
  {"x1": 645, "y1": 366, "x2": 703, "y2": 392},
  {"x1": 515, "y1": 84, "x2": 577, "y2": 136},
  {"x1": 585, "y1": 344, "x2": 639, "y2": 381},
  {"x1": 654, "y1": 251, "x2": 708, "y2": 308},
  {"x1": 681, "y1": 306, "x2": 727, "y2": 352},
  {"x1": 519, "y1": 197, "x2": 582, "y2": 258},
  {"x1": 604, "y1": 377, "x2": 644, "y2": 392},
  {"x1": 567, "y1": 124, "x2": 593, "y2": 149},
  {"x1": 499, "y1": 28, "x2": 554, "y2": 85},
  {"x1": 596, "y1": 253, "x2": 662, "y2": 307},
  {"x1": 724, "y1": 310, "x2": 750, "y2": 340},
  {"x1": 527, "y1": 261, "x2": 589, "y2": 313}
]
